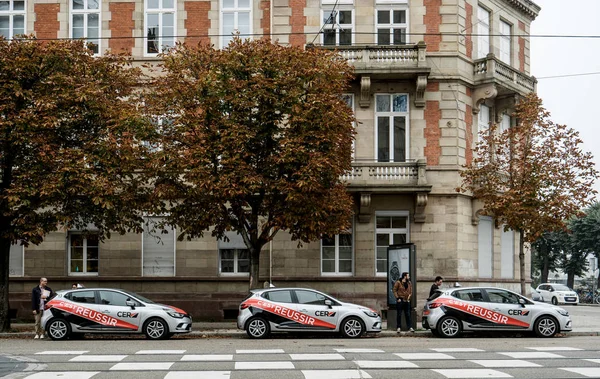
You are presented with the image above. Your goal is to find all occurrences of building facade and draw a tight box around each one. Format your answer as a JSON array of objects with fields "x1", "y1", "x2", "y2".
[{"x1": 5, "y1": 0, "x2": 540, "y2": 321}]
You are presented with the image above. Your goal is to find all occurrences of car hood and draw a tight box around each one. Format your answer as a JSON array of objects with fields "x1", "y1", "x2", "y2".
[
  {"x1": 531, "y1": 301, "x2": 569, "y2": 313},
  {"x1": 340, "y1": 302, "x2": 378, "y2": 314},
  {"x1": 146, "y1": 303, "x2": 189, "y2": 316}
]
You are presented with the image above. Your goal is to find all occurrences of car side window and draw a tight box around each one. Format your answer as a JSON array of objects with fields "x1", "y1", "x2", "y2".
[
  {"x1": 263, "y1": 290, "x2": 293, "y2": 303},
  {"x1": 295, "y1": 290, "x2": 327, "y2": 305},
  {"x1": 487, "y1": 289, "x2": 520, "y2": 304},
  {"x1": 451, "y1": 289, "x2": 484, "y2": 302},
  {"x1": 98, "y1": 291, "x2": 137, "y2": 307},
  {"x1": 70, "y1": 290, "x2": 96, "y2": 304}
]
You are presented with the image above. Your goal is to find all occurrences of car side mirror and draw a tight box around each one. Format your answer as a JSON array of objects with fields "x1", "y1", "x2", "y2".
[
  {"x1": 549, "y1": 288, "x2": 554, "y2": 292},
  {"x1": 519, "y1": 298, "x2": 526, "y2": 307},
  {"x1": 324, "y1": 299, "x2": 333, "y2": 308},
  {"x1": 126, "y1": 300, "x2": 136, "y2": 309}
]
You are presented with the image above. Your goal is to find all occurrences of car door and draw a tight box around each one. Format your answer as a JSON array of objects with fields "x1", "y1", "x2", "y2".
[
  {"x1": 97, "y1": 290, "x2": 142, "y2": 332},
  {"x1": 537, "y1": 285, "x2": 549, "y2": 302},
  {"x1": 62, "y1": 290, "x2": 104, "y2": 331},
  {"x1": 259, "y1": 289, "x2": 301, "y2": 330},
  {"x1": 483, "y1": 288, "x2": 533, "y2": 329},
  {"x1": 443, "y1": 288, "x2": 496, "y2": 329},
  {"x1": 293, "y1": 289, "x2": 339, "y2": 331}
]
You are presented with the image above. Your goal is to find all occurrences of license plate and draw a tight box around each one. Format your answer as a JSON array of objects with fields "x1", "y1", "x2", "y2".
[{"x1": 565, "y1": 297, "x2": 575, "y2": 301}]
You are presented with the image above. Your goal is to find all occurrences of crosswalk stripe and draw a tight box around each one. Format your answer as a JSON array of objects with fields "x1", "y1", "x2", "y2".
[
  {"x1": 395, "y1": 353, "x2": 455, "y2": 360},
  {"x1": 469, "y1": 360, "x2": 541, "y2": 368},
  {"x1": 135, "y1": 350, "x2": 186, "y2": 355},
  {"x1": 35, "y1": 351, "x2": 89, "y2": 355},
  {"x1": 23, "y1": 372, "x2": 99, "y2": 379},
  {"x1": 432, "y1": 348, "x2": 484, "y2": 352},
  {"x1": 334, "y1": 348, "x2": 384, "y2": 353},
  {"x1": 181, "y1": 355, "x2": 233, "y2": 361},
  {"x1": 498, "y1": 352, "x2": 565, "y2": 359},
  {"x1": 69, "y1": 355, "x2": 127, "y2": 362},
  {"x1": 526, "y1": 346, "x2": 583, "y2": 351},
  {"x1": 236, "y1": 349, "x2": 285, "y2": 354},
  {"x1": 302, "y1": 370, "x2": 372, "y2": 379},
  {"x1": 290, "y1": 354, "x2": 345, "y2": 360},
  {"x1": 354, "y1": 360, "x2": 419, "y2": 368},
  {"x1": 560, "y1": 368, "x2": 600, "y2": 377},
  {"x1": 235, "y1": 361, "x2": 295, "y2": 370},
  {"x1": 164, "y1": 371, "x2": 231, "y2": 379},
  {"x1": 109, "y1": 362, "x2": 174, "y2": 370},
  {"x1": 432, "y1": 369, "x2": 513, "y2": 378}
]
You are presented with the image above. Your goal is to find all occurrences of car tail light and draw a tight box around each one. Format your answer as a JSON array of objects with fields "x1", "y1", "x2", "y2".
[
  {"x1": 240, "y1": 302, "x2": 250, "y2": 310},
  {"x1": 423, "y1": 310, "x2": 431, "y2": 315},
  {"x1": 428, "y1": 302, "x2": 442, "y2": 309}
]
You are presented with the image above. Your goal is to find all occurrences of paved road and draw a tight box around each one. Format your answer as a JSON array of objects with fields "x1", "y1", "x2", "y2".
[{"x1": 3, "y1": 335, "x2": 600, "y2": 379}]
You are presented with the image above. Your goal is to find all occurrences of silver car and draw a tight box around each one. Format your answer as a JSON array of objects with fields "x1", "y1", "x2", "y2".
[
  {"x1": 536, "y1": 283, "x2": 579, "y2": 305},
  {"x1": 41, "y1": 288, "x2": 192, "y2": 340},
  {"x1": 422, "y1": 286, "x2": 572, "y2": 338},
  {"x1": 237, "y1": 288, "x2": 382, "y2": 338}
]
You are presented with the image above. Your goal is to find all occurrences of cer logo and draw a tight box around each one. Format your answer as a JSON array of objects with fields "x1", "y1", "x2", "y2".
[{"x1": 507, "y1": 309, "x2": 530, "y2": 316}]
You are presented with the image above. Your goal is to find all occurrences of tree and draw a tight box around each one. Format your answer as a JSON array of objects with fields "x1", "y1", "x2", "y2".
[
  {"x1": 571, "y1": 202, "x2": 600, "y2": 288},
  {"x1": 532, "y1": 231, "x2": 563, "y2": 284},
  {"x1": 144, "y1": 38, "x2": 355, "y2": 290},
  {"x1": 459, "y1": 93, "x2": 598, "y2": 295},
  {"x1": 0, "y1": 37, "x2": 151, "y2": 332}
]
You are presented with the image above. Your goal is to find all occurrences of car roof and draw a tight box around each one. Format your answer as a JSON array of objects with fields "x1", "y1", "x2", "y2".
[{"x1": 57, "y1": 288, "x2": 132, "y2": 294}]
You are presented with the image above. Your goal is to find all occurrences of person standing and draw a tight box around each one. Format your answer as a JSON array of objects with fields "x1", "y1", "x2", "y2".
[
  {"x1": 393, "y1": 272, "x2": 413, "y2": 333},
  {"x1": 429, "y1": 276, "x2": 443, "y2": 298},
  {"x1": 31, "y1": 277, "x2": 54, "y2": 339}
]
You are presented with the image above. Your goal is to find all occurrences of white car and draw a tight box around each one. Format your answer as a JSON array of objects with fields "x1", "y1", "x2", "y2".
[
  {"x1": 237, "y1": 288, "x2": 382, "y2": 338},
  {"x1": 536, "y1": 283, "x2": 579, "y2": 305}
]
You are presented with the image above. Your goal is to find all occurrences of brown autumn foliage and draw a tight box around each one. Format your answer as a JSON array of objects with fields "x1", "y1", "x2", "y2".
[
  {"x1": 459, "y1": 93, "x2": 598, "y2": 295},
  {"x1": 143, "y1": 38, "x2": 356, "y2": 290}
]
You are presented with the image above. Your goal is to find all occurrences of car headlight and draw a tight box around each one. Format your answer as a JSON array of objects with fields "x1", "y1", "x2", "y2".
[
  {"x1": 167, "y1": 311, "x2": 186, "y2": 318},
  {"x1": 556, "y1": 309, "x2": 569, "y2": 317},
  {"x1": 361, "y1": 308, "x2": 379, "y2": 318}
]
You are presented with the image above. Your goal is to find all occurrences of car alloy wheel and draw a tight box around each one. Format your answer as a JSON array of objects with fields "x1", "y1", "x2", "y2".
[
  {"x1": 534, "y1": 316, "x2": 558, "y2": 338},
  {"x1": 341, "y1": 317, "x2": 364, "y2": 338},
  {"x1": 438, "y1": 316, "x2": 462, "y2": 338},
  {"x1": 144, "y1": 318, "x2": 168, "y2": 339},
  {"x1": 47, "y1": 319, "x2": 71, "y2": 341},
  {"x1": 551, "y1": 297, "x2": 558, "y2": 305},
  {"x1": 246, "y1": 317, "x2": 270, "y2": 339}
]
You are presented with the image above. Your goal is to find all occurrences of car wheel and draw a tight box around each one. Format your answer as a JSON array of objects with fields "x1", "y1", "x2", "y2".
[
  {"x1": 47, "y1": 318, "x2": 71, "y2": 341},
  {"x1": 143, "y1": 318, "x2": 169, "y2": 340},
  {"x1": 340, "y1": 317, "x2": 365, "y2": 338},
  {"x1": 437, "y1": 316, "x2": 462, "y2": 338},
  {"x1": 534, "y1": 315, "x2": 558, "y2": 338},
  {"x1": 551, "y1": 297, "x2": 558, "y2": 305},
  {"x1": 246, "y1": 317, "x2": 270, "y2": 339}
]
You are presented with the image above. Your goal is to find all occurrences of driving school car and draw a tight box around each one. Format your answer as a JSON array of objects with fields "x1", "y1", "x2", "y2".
[
  {"x1": 237, "y1": 288, "x2": 382, "y2": 338},
  {"x1": 41, "y1": 288, "x2": 192, "y2": 340},
  {"x1": 422, "y1": 286, "x2": 572, "y2": 338}
]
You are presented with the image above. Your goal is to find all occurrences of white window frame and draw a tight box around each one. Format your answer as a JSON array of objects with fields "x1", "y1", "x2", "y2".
[
  {"x1": 341, "y1": 93, "x2": 355, "y2": 160},
  {"x1": 478, "y1": 215, "x2": 493, "y2": 278},
  {"x1": 321, "y1": 8, "x2": 354, "y2": 46},
  {"x1": 375, "y1": 6, "x2": 408, "y2": 45},
  {"x1": 499, "y1": 19, "x2": 511, "y2": 65},
  {"x1": 9, "y1": 242, "x2": 24, "y2": 277},
  {"x1": 375, "y1": 93, "x2": 410, "y2": 162},
  {"x1": 70, "y1": 0, "x2": 101, "y2": 55},
  {"x1": 500, "y1": 113, "x2": 510, "y2": 134},
  {"x1": 321, "y1": 0, "x2": 353, "y2": 4},
  {"x1": 478, "y1": 104, "x2": 490, "y2": 142},
  {"x1": 68, "y1": 232, "x2": 99, "y2": 276},
  {"x1": 144, "y1": 0, "x2": 176, "y2": 56},
  {"x1": 218, "y1": 231, "x2": 249, "y2": 276},
  {"x1": 500, "y1": 226, "x2": 514, "y2": 279},
  {"x1": 375, "y1": 211, "x2": 410, "y2": 276},
  {"x1": 220, "y1": 0, "x2": 252, "y2": 48},
  {"x1": 321, "y1": 225, "x2": 354, "y2": 276},
  {"x1": 141, "y1": 216, "x2": 176, "y2": 277},
  {"x1": 0, "y1": 0, "x2": 26, "y2": 40},
  {"x1": 476, "y1": 5, "x2": 490, "y2": 59}
]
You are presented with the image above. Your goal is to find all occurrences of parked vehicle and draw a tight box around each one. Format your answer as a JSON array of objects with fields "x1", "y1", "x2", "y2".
[
  {"x1": 536, "y1": 283, "x2": 579, "y2": 305},
  {"x1": 42, "y1": 288, "x2": 192, "y2": 340},
  {"x1": 530, "y1": 286, "x2": 541, "y2": 301},
  {"x1": 422, "y1": 286, "x2": 572, "y2": 338},
  {"x1": 237, "y1": 287, "x2": 382, "y2": 338}
]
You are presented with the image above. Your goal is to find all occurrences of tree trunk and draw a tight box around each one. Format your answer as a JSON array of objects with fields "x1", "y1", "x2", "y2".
[
  {"x1": 519, "y1": 229, "x2": 526, "y2": 296},
  {"x1": 541, "y1": 244, "x2": 549, "y2": 284},
  {"x1": 566, "y1": 272, "x2": 575, "y2": 289},
  {"x1": 0, "y1": 236, "x2": 11, "y2": 332},
  {"x1": 248, "y1": 246, "x2": 261, "y2": 291}
]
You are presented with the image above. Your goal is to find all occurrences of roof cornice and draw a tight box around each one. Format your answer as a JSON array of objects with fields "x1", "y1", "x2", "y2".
[{"x1": 505, "y1": 0, "x2": 541, "y2": 20}]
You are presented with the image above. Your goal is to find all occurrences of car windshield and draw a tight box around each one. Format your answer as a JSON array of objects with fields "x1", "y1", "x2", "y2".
[
  {"x1": 553, "y1": 285, "x2": 571, "y2": 291},
  {"x1": 120, "y1": 290, "x2": 155, "y2": 304}
]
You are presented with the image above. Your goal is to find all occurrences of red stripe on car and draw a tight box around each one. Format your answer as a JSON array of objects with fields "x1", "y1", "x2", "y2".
[
  {"x1": 436, "y1": 298, "x2": 530, "y2": 327},
  {"x1": 47, "y1": 300, "x2": 138, "y2": 330},
  {"x1": 243, "y1": 298, "x2": 337, "y2": 329}
]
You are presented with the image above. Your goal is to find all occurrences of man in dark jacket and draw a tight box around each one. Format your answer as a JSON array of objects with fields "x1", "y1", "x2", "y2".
[
  {"x1": 31, "y1": 277, "x2": 54, "y2": 339},
  {"x1": 429, "y1": 276, "x2": 443, "y2": 298},
  {"x1": 392, "y1": 272, "x2": 413, "y2": 333}
]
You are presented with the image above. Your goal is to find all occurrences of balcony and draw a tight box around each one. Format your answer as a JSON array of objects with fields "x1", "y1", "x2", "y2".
[
  {"x1": 342, "y1": 160, "x2": 430, "y2": 193},
  {"x1": 474, "y1": 54, "x2": 537, "y2": 96}
]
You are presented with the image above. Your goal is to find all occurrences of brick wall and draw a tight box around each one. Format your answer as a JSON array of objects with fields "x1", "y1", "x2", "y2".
[
  {"x1": 465, "y1": 87, "x2": 473, "y2": 165},
  {"x1": 423, "y1": 0, "x2": 441, "y2": 52},
  {"x1": 184, "y1": 1, "x2": 211, "y2": 47},
  {"x1": 424, "y1": 82, "x2": 440, "y2": 165},
  {"x1": 260, "y1": 0, "x2": 271, "y2": 38},
  {"x1": 465, "y1": 2, "x2": 473, "y2": 58},
  {"x1": 518, "y1": 21, "x2": 526, "y2": 72},
  {"x1": 289, "y1": 0, "x2": 306, "y2": 47},
  {"x1": 33, "y1": 4, "x2": 59, "y2": 40},
  {"x1": 109, "y1": 3, "x2": 135, "y2": 53}
]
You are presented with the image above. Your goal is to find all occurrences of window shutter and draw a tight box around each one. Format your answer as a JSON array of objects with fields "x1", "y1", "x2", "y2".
[
  {"x1": 478, "y1": 216, "x2": 493, "y2": 278},
  {"x1": 9, "y1": 242, "x2": 23, "y2": 277},
  {"x1": 143, "y1": 217, "x2": 175, "y2": 276}
]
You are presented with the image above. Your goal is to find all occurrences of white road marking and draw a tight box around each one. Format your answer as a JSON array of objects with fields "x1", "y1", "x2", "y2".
[
  {"x1": 135, "y1": 350, "x2": 186, "y2": 355},
  {"x1": 470, "y1": 360, "x2": 541, "y2": 368},
  {"x1": 431, "y1": 348, "x2": 484, "y2": 352},
  {"x1": 235, "y1": 361, "x2": 295, "y2": 370},
  {"x1": 69, "y1": 355, "x2": 127, "y2": 362},
  {"x1": 164, "y1": 371, "x2": 230, "y2": 379},
  {"x1": 302, "y1": 370, "x2": 372, "y2": 379},
  {"x1": 181, "y1": 355, "x2": 233, "y2": 361},
  {"x1": 290, "y1": 354, "x2": 345, "y2": 360},
  {"x1": 432, "y1": 369, "x2": 513, "y2": 378},
  {"x1": 235, "y1": 349, "x2": 285, "y2": 354},
  {"x1": 354, "y1": 360, "x2": 419, "y2": 368},
  {"x1": 23, "y1": 373, "x2": 99, "y2": 379},
  {"x1": 583, "y1": 359, "x2": 600, "y2": 364},
  {"x1": 35, "y1": 351, "x2": 89, "y2": 355},
  {"x1": 498, "y1": 352, "x2": 565, "y2": 359},
  {"x1": 560, "y1": 368, "x2": 600, "y2": 377},
  {"x1": 395, "y1": 353, "x2": 455, "y2": 360},
  {"x1": 109, "y1": 362, "x2": 174, "y2": 370},
  {"x1": 334, "y1": 348, "x2": 384, "y2": 353},
  {"x1": 526, "y1": 346, "x2": 583, "y2": 351}
]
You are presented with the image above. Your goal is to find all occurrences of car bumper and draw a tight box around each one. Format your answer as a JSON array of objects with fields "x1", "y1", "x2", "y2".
[
  {"x1": 364, "y1": 316, "x2": 383, "y2": 333},
  {"x1": 560, "y1": 317, "x2": 573, "y2": 332},
  {"x1": 168, "y1": 316, "x2": 192, "y2": 333}
]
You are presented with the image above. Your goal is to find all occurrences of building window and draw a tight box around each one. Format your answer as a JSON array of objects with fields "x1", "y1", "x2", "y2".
[
  {"x1": 142, "y1": 216, "x2": 175, "y2": 276},
  {"x1": 341, "y1": 93, "x2": 355, "y2": 159},
  {"x1": 375, "y1": 94, "x2": 409, "y2": 162},
  {"x1": 499, "y1": 20, "x2": 511, "y2": 65},
  {"x1": 221, "y1": 0, "x2": 251, "y2": 48},
  {"x1": 476, "y1": 5, "x2": 490, "y2": 59},
  {"x1": 375, "y1": 212, "x2": 409, "y2": 274},
  {"x1": 376, "y1": 8, "x2": 407, "y2": 45},
  {"x1": 70, "y1": 0, "x2": 100, "y2": 55},
  {"x1": 219, "y1": 231, "x2": 249, "y2": 275},
  {"x1": 478, "y1": 104, "x2": 490, "y2": 142},
  {"x1": 500, "y1": 113, "x2": 510, "y2": 133},
  {"x1": 321, "y1": 229, "x2": 353, "y2": 275},
  {"x1": 145, "y1": 0, "x2": 176, "y2": 56},
  {"x1": 478, "y1": 216, "x2": 493, "y2": 278},
  {"x1": 9, "y1": 242, "x2": 24, "y2": 277},
  {"x1": 500, "y1": 227, "x2": 514, "y2": 279},
  {"x1": 322, "y1": 9, "x2": 353, "y2": 46},
  {"x1": 0, "y1": 0, "x2": 25, "y2": 39},
  {"x1": 69, "y1": 233, "x2": 99, "y2": 275}
]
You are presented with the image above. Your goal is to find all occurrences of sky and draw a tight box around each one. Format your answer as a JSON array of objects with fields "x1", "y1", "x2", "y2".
[{"x1": 530, "y1": 0, "x2": 600, "y2": 202}]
